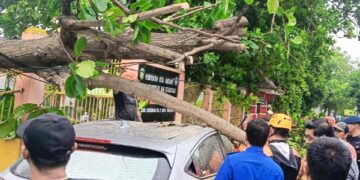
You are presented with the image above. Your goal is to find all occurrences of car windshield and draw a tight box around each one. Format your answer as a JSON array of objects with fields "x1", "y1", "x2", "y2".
[{"x1": 11, "y1": 143, "x2": 171, "y2": 180}]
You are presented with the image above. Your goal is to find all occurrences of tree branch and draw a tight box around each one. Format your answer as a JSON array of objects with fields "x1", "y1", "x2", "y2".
[
  {"x1": 87, "y1": 73, "x2": 247, "y2": 144},
  {"x1": 137, "y1": 3, "x2": 190, "y2": 20},
  {"x1": 123, "y1": 42, "x2": 183, "y2": 60},
  {"x1": 150, "y1": 17, "x2": 240, "y2": 43},
  {"x1": 166, "y1": 3, "x2": 217, "y2": 22},
  {"x1": 167, "y1": 41, "x2": 218, "y2": 64},
  {"x1": 222, "y1": 4, "x2": 249, "y2": 36},
  {"x1": 110, "y1": 0, "x2": 131, "y2": 15}
]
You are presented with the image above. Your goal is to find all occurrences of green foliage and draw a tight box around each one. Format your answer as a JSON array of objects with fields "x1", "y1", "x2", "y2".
[
  {"x1": 65, "y1": 60, "x2": 108, "y2": 100},
  {"x1": 92, "y1": 0, "x2": 108, "y2": 12},
  {"x1": 0, "y1": 103, "x2": 64, "y2": 139},
  {"x1": 0, "y1": 0, "x2": 60, "y2": 37},
  {"x1": 267, "y1": 0, "x2": 279, "y2": 14},
  {"x1": 65, "y1": 64, "x2": 88, "y2": 100},
  {"x1": 75, "y1": 60, "x2": 97, "y2": 78},
  {"x1": 74, "y1": 37, "x2": 87, "y2": 60},
  {"x1": 245, "y1": 0, "x2": 254, "y2": 5}
]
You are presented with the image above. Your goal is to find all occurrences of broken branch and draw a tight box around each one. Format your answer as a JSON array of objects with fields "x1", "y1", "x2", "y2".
[
  {"x1": 137, "y1": 3, "x2": 190, "y2": 20},
  {"x1": 166, "y1": 3, "x2": 217, "y2": 22},
  {"x1": 222, "y1": 5, "x2": 249, "y2": 36},
  {"x1": 110, "y1": 0, "x2": 131, "y2": 15},
  {"x1": 150, "y1": 18, "x2": 240, "y2": 43},
  {"x1": 167, "y1": 41, "x2": 218, "y2": 64}
]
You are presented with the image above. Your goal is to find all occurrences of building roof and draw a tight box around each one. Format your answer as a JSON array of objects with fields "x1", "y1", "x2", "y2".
[{"x1": 258, "y1": 78, "x2": 278, "y2": 90}]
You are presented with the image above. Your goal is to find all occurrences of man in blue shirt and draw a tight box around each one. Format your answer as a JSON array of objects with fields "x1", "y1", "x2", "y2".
[{"x1": 216, "y1": 119, "x2": 284, "y2": 180}]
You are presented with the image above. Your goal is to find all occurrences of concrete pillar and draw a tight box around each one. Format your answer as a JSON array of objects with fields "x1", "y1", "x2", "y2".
[
  {"x1": 203, "y1": 86, "x2": 213, "y2": 112},
  {"x1": 174, "y1": 71, "x2": 185, "y2": 124},
  {"x1": 222, "y1": 100, "x2": 232, "y2": 122}
]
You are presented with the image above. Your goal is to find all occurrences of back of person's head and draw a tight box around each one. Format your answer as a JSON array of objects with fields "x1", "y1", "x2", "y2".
[
  {"x1": 313, "y1": 123, "x2": 335, "y2": 137},
  {"x1": 305, "y1": 118, "x2": 326, "y2": 129},
  {"x1": 307, "y1": 136, "x2": 351, "y2": 180},
  {"x1": 17, "y1": 113, "x2": 76, "y2": 171},
  {"x1": 246, "y1": 118, "x2": 270, "y2": 147}
]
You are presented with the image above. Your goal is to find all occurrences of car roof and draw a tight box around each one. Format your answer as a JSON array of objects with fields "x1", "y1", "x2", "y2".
[{"x1": 74, "y1": 121, "x2": 215, "y2": 166}]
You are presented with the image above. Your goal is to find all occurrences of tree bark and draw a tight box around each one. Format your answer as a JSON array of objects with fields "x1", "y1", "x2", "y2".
[
  {"x1": 87, "y1": 73, "x2": 246, "y2": 143},
  {"x1": 0, "y1": 25, "x2": 246, "y2": 71}
]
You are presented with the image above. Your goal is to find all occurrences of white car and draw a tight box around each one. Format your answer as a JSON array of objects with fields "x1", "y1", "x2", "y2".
[{"x1": 1, "y1": 121, "x2": 233, "y2": 180}]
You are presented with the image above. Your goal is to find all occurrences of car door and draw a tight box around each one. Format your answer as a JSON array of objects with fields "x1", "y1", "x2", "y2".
[{"x1": 185, "y1": 133, "x2": 230, "y2": 180}]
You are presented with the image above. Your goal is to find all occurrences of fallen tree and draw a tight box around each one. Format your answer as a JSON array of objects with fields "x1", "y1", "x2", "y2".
[{"x1": 0, "y1": 0, "x2": 249, "y2": 143}]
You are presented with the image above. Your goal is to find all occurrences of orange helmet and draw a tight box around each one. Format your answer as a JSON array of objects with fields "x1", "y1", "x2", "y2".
[{"x1": 269, "y1": 113, "x2": 292, "y2": 130}]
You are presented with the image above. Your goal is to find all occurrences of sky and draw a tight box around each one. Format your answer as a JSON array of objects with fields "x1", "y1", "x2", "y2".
[{"x1": 335, "y1": 36, "x2": 360, "y2": 62}]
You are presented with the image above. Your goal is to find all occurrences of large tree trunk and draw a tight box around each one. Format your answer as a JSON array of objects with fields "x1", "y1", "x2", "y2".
[
  {"x1": 88, "y1": 74, "x2": 246, "y2": 143},
  {"x1": 0, "y1": 27, "x2": 246, "y2": 71}
]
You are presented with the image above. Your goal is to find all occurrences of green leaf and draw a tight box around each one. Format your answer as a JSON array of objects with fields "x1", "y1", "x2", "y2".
[
  {"x1": 286, "y1": 13, "x2": 297, "y2": 26},
  {"x1": 65, "y1": 76, "x2": 78, "y2": 98},
  {"x1": 92, "y1": 0, "x2": 108, "y2": 12},
  {"x1": 276, "y1": 6, "x2": 284, "y2": 16},
  {"x1": 130, "y1": 0, "x2": 152, "y2": 11},
  {"x1": 105, "y1": 7, "x2": 125, "y2": 18},
  {"x1": 138, "y1": 20, "x2": 161, "y2": 30},
  {"x1": 74, "y1": 75, "x2": 87, "y2": 99},
  {"x1": 95, "y1": 61, "x2": 109, "y2": 67},
  {"x1": 291, "y1": 36, "x2": 303, "y2": 45},
  {"x1": 14, "y1": 103, "x2": 38, "y2": 118},
  {"x1": 132, "y1": 25, "x2": 140, "y2": 43},
  {"x1": 138, "y1": 100, "x2": 148, "y2": 110},
  {"x1": 75, "y1": 60, "x2": 96, "y2": 78},
  {"x1": 3, "y1": 131, "x2": 16, "y2": 140},
  {"x1": 44, "y1": 107, "x2": 65, "y2": 116},
  {"x1": 0, "y1": 119, "x2": 16, "y2": 139},
  {"x1": 245, "y1": 0, "x2": 254, "y2": 5},
  {"x1": 28, "y1": 109, "x2": 47, "y2": 119},
  {"x1": 74, "y1": 37, "x2": 87, "y2": 59},
  {"x1": 122, "y1": 14, "x2": 139, "y2": 23},
  {"x1": 156, "y1": 0, "x2": 166, "y2": 8},
  {"x1": 267, "y1": 0, "x2": 279, "y2": 14},
  {"x1": 139, "y1": 27, "x2": 151, "y2": 43},
  {"x1": 91, "y1": 70, "x2": 100, "y2": 79},
  {"x1": 69, "y1": 63, "x2": 77, "y2": 72},
  {"x1": 204, "y1": 16, "x2": 215, "y2": 29},
  {"x1": 104, "y1": 17, "x2": 125, "y2": 37}
]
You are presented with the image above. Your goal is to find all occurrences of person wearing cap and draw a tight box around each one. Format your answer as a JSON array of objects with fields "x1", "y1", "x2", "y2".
[
  {"x1": 345, "y1": 116, "x2": 360, "y2": 176},
  {"x1": 334, "y1": 122, "x2": 350, "y2": 141},
  {"x1": 267, "y1": 113, "x2": 301, "y2": 180},
  {"x1": 334, "y1": 122, "x2": 357, "y2": 160},
  {"x1": 17, "y1": 113, "x2": 76, "y2": 180},
  {"x1": 301, "y1": 118, "x2": 359, "y2": 180}
]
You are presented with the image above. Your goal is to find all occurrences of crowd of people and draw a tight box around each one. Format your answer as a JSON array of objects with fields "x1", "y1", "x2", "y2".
[
  {"x1": 15, "y1": 112, "x2": 360, "y2": 180},
  {"x1": 216, "y1": 113, "x2": 360, "y2": 180}
]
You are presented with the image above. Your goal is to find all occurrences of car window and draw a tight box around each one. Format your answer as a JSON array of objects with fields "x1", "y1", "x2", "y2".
[
  {"x1": 188, "y1": 134, "x2": 225, "y2": 178},
  {"x1": 220, "y1": 134, "x2": 233, "y2": 154},
  {"x1": 11, "y1": 143, "x2": 171, "y2": 180}
]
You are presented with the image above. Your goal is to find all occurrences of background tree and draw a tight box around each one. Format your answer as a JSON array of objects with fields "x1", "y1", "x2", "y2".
[{"x1": 0, "y1": 0, "x2": 359, "y2": 143}]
